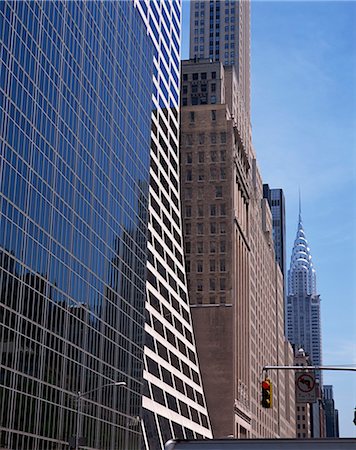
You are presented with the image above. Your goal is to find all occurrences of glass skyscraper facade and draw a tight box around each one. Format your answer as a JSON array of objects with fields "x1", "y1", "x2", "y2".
[{"x1": 0, "y1": 2, "x2": 153, "y2": 449}]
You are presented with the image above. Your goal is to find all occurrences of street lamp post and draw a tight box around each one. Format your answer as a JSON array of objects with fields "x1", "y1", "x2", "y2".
[{"x1": 75, "y1": 381, "x2": 126, "y2": 450}]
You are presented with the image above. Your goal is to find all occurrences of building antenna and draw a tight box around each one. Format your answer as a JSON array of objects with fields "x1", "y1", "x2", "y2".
[{"x1": 299, "y1": 187, "x2": 302, "y2": 222}]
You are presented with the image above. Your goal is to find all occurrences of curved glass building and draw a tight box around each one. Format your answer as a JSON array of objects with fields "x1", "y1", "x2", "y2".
[{"x1": 0, "y1": 2, "x2": 153, "y2": 449}]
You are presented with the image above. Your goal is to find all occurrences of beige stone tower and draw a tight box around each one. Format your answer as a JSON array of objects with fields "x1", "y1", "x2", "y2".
[{"x1": 180, "y1": 58, "x2": 295, "y2": 438}]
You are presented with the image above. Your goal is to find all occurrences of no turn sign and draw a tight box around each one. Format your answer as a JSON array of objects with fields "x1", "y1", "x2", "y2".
[{"x1": 295, "y1": 371, "x2": 317, "y2": 403}]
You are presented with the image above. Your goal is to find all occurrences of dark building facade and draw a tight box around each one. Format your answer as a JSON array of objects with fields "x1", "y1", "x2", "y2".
[
  {"x1": 324, "y1": 385, "x2": 339, "y2": 438},
  {"x1": 0, "y1": 2, "x2": 153, "y2": 449},
  {"x1": 262, "y1": 185, "x2": 286, "y2": 277}
]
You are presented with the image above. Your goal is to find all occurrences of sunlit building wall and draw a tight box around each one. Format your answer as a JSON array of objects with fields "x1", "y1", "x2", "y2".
[{"x1": 134, "y1": 1, "x2": 213, "y2": 448}]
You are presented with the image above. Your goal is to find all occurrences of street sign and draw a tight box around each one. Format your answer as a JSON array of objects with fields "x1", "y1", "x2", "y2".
[{"x1": 295, "y1": 371, "x2": 317, "y2": 403}]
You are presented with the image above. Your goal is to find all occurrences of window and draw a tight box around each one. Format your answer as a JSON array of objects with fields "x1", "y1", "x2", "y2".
[
  {"x1": 197, "y1": 280, "x2": 203, "y2": 292},
  {"x1": 185, "y1": 223, "x2": 191, "y2": 235},
  {"x1": 220, "y1": 259, "x2": 226, "y2": 271},
  {"x1": 198, "y1": 133, "x2": 205, "y2": 144},
  {"x1": 210, "y1": 222, "x2": 217, "y2": 234},
  {"x1": 198, "y1": 171, "x2": 204, "y2": 181},
  {"x1": 220, "y1": 203, "x2": 226, "y2": 216},
  {"x1": 183, "y1": 74, "x2": 188, "y2": 81},
  {"x1": 220, "y1": 240, "x2": 226, "y2": 252},
  {"x1": 201, "y1": 72, "x2": 207, "y2": 80},
  {"x1": 182, "y1": 98, "x2": 187, "y2": 106},
  {"x1": 209, "y1": 278, "x2": 216, "y2": 291},
  {"x1": 211, "y1": 83, "x2": 216, "y2": 92},
  {"x1": 198, "y1": 152, "x2": 204, "y2": 163},
  {"x1": 197, "y1": 204, "x2": 204, "y2": 217},
  {"x1": 220, "y1": 167, "x2": 226, "y2": 180},
  {"x1": 210, "y1": 151, "x2": 217, "y2": 162},
  {"x1": 185, "y1": 206, "x2": 192, "y2": 217},
  {"x1": 186, "y1": 170, "x2": 192, "y2": 181},
  {"x1": 210, "y1": 241, "x2": 216, "y2": 253},
  {"x1": 209, "y1": 260, "x2": 216, "y2": 272},
  {"x1": 220, "y1": 150, "x2": 226, "y2": 161},
  {"x1": 211, "y1": 133, "x2": 217, "y2": 144},
  {"x1": 186, "y1": 260, "x2": 191, "y2": 273},
  {"x1": 192, "y1": 97, "x2": 198, "y2": 105},
  {"x1": 197, "y1": 223, "x2": 204, "y2": 234},
  {"x1": 210, "y1": 204, "x2": 216, "y2": 216},
  {"x1": 220, "y1": 278, "x2": 226, "y2": 290},
  {"x1": 185, "y1": 241, "x2": 191, "y2": 254},
  {"x1": 185, "y1": 188, "x2": 192, "y2": 199},
  {"x1": 211, "y1": 95, "x2": 216, "y2": 104},
  {"x1": 182, "y1": 85, "x2": 188, "y2": 94},
  {"x1": 186, "y1": 152, "x2": 192, "y2": 164},
  {"x1": 212, "y1": 71, "x2": 216, "y2": 79},
  {"x1": 197, "y1": 261, "x2": 203, "y2": 272},
  {"x1": 215, "y1": 186, "x2": 222, "y2": 198},
  {"x1": 192, "y1": 73, "x2": 198, "y2": 80},
  {"x1": 220, "y1": 223, "x2": 226, "y2": 234},
  {"x1": 220, "y1": 132, "x2": 226, "y2": 143},
  {"x1": 210, "y1": 168, "x2": 217, "y2": 180},
  {"x1": 197, "y1": 242, "x2": 203, "y2": 253}
]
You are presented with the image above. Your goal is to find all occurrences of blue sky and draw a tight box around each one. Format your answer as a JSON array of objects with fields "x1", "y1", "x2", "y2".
[{"x1": 181, "y1": 0, "x2": 356, "y2": 437}]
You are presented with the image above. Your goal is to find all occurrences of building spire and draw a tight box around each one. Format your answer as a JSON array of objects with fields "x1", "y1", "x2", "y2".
[{"x1": 298, "y1": 187, "x2": 302, "y2": 223}]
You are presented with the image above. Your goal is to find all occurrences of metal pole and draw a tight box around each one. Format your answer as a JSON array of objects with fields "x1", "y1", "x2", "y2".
[
  {"x1": 74, "y1": 381, "x2": 126, "y2": 450},
  {"x1": 263, "y1": 365, "x2": 356, "y2": 372}
]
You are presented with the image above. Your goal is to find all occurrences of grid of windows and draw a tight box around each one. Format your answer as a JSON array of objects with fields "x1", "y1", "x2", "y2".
[
  {"x1": 0, "y1": 2, "x2": 153, "y2": 449},
  {"x1": 134, "y1": 1, "x2": 213, "y2": 448}
]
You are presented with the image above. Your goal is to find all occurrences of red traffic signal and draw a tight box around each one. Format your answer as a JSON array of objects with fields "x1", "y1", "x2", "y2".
[{"x1": 261, "y1": 378, "x2": 272, "y2": 409}]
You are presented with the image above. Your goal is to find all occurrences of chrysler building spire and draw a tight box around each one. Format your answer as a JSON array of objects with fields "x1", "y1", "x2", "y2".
[
  {"x1": 288, "y1": 209, "x2": 317, "y2": 297},
  {"x1": 287, "y1": 208, "x2": 322, "y2": 374}
]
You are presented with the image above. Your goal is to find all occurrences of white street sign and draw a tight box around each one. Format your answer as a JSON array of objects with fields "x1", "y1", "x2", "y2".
[{"x1": 295, "y1": 371, "x2": 317, "y2": 403}]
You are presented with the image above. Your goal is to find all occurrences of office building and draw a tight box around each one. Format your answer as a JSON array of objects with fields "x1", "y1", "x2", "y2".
[
  {"x1": 180, "y1": 58, "x2": 295, "y2": 439},
  {"x1": 262, "y1": 185, "x2": 286, "y2": 277},
  {"x1": 189, "y1": 0, "x2": 250, "y2": 116},
  {"x1": 324, "y1": 386, "x2": 339, "y2": 438},
  {"x1": 0, "y1": 2, "x2": 153, "y2": 449},
  {"x1": 134, "y1": 2, "x2": 213, "y2": 448},
  {"x1": 263, "y1": 185, "x2": 287, "y2": 335},
  {"x1": 286, "y1": 210, "x2": 322, "y2": 377},
  {"x1": 287, "y1": 211, "x2": 324, "y2": 438}
]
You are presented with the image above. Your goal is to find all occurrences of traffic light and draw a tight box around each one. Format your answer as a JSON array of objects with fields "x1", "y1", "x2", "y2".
[{"x1": 261, "y1": 378, "x2": 272, "y2": 409}]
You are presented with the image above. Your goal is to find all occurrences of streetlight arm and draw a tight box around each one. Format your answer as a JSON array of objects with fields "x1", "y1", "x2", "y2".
[
  {"x1": 77, "y1": 381, "x2": 126, "y2": 399},
  {"x1": 74, "y1": 381, "x2": 126, "y2": 450}
]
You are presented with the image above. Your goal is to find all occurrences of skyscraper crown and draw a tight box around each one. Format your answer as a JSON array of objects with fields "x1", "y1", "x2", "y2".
[{"x1": 288, "y1": 212, "x2": 317, "y2": 296}]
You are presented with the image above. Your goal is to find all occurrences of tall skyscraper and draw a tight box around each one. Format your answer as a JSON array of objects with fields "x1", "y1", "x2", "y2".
[
  {"x1": 263, "y1": 185, "x2": 287, "y2": 334},
  {"x1": 134, "y1": 1, "x2": 213, "y2": 448},
  {"x1": 323, "y1": 385, "x2": 339, "y2": 438},
  {"x1": 189, "y1": 0, "x2": 250, "y2": 116},
  {"x1": 0, "y1": 2, "x2": 153, "y2": 449},
  {"x1": 263, "y1": 185, "x2": 286, "y2": 277},
  {"x1": 180, "y1": 58, "x2": 295, "y2": 439},
  {"x1": 286, "y1": 209, "x2": 322, "y2": 375},
  {"x1": 181, "y1": 0, "x2": 296, "y2": 439}
]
